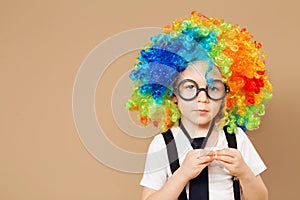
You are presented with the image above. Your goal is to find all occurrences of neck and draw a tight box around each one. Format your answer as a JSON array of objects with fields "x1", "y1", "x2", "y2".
[{"x1": 181, "y1": 117, "x2": 211, "y2": 138}]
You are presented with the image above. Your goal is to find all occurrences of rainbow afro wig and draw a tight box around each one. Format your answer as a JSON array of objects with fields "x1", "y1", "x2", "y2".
[{"x1": 126, "y1": 11, "x2": 272, "y2": 133}]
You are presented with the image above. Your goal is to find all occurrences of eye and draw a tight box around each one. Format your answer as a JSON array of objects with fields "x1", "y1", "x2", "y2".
[
  {"x1": 185, "y1": 84, "x2": 195, "y2": 90},
  {"x1": 209, "y1": 86, "x2": 220, "y2": 92}
]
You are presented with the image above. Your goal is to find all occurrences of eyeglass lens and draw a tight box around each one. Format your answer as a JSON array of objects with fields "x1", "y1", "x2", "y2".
[{"x1": 178, "y1": 79, "x2": 227, "y2": 101}]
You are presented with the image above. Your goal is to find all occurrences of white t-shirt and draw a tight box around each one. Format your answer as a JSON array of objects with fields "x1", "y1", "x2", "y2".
[{"x1": 140, "y1": 126, "x2": 267, "y2": 200}]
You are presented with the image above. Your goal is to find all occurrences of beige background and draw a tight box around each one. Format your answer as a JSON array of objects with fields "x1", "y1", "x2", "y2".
[{"x1": 1, "y1": 0, "x2": 299, "y2": 199}]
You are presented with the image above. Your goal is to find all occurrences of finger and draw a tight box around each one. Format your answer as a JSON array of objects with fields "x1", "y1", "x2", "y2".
[
  {"x1": 196, "y1": 161, "x2": 212, "y2": 168},
  {"x1": 186, "y1": 150, "x2": 198, "y2": 158},
  {"x1": 191, "y1": 150, "x2": 203, "y2": 159},
  {"x1": 215, "y1": 159, "x2": 233, "y2": 171},
  {"x1": 198, "y1": 155, "x2": 214, "y2": 164},
  {"x1": 196, "y1": 162, "x2": 210, "y2": 169},
  {"x1": 201, "y1": 150, "x2": 215, "y2": 157},
  {"x1": 214, "y1": 154, "x2": 234, "y2": 164},
  {"x1": 214, "y1": 148, "x2": 235, "y2": 158},
  {"x1": 193, "y1": 149, "x2": 212, "y2": 157},
  {"x1": 213, "y1": 151, "x2": 234, "y2": 160},
  {"x1": 206, "y1": 151, "x2": 215, "y2": 157}
]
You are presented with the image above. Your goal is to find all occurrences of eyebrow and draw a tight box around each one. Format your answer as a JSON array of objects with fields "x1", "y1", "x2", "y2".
[{"x1": 180, "y1": 78, "x2": 223, "y2": 82}]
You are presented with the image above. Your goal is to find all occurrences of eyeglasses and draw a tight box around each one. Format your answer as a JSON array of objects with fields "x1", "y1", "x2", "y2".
[{"x1": 176, "y1": 79, "x2": 230, "y2": 101}]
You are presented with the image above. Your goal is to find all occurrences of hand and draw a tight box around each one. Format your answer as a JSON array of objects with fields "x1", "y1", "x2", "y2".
[
  {"x1": 213, "y1": 148, "x2": 252, "y2": 180},
  {"x1": 179, "y1": 149, "x2": 214, "y2": 181}
]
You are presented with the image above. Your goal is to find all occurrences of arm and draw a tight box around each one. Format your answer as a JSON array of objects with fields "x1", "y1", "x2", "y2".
[
  {"x1": 239, "y1": 173, "x2": 268, "y2": 200},
  {"x1": 214, "y1": 148, "x2": 268, "y2": 200},
  {"x1": 141, "y1": 149, "x2": 214, "y2": 200},
  {"x1": 141, "y1": 168, "x2": 189, "y2": 200}
]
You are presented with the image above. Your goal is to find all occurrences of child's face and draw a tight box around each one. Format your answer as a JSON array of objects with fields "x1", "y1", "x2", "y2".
[{"x1": 175, "y1": 61, "x2": 223, "y2": 128}]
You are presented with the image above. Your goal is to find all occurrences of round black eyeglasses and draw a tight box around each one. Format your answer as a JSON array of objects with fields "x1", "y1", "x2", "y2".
[{"x1": 176, "y1": 79, "x2": 230, "y2": 101}]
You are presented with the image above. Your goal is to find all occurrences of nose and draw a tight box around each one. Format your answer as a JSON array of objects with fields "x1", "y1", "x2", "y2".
[{"x1": 196, "y1": 89, "x2": 209, "y2": 103}]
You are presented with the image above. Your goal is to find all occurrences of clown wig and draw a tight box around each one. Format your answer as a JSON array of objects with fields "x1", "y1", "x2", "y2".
[{"x1": 126, "y1": 11, "x2": 272, "y2": 133}]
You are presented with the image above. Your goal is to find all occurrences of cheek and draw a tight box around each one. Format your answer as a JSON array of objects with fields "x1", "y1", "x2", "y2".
[
  {"x1": 209, "y1": 101, "x2": 222, "y2": 113},
  {"x1": 177, "y1": 100, "x2": 193, "y2": 113}
]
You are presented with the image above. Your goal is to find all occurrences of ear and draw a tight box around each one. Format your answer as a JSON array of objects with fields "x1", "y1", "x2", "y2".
[{"x1": 170, "y1": 95, "x2": 178, "y2": 105}]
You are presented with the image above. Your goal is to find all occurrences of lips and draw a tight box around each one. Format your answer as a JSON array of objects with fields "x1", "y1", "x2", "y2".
[{"x1": 195, "y1": 109, "x2": 209, "y2": 114}]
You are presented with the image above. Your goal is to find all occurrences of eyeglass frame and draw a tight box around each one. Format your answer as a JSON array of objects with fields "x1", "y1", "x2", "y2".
[{"x1": 174, "y1": 79, "x2": 230, "y2": 101}]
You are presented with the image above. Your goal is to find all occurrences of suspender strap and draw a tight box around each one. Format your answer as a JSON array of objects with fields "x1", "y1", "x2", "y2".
[
  {"x1": 162, "y1": 127, "x2": 241, "y2": 200},
  {"x1": 223, "y1": 126, "x2": 241, "y2": 200},
  {"x1": 162, "y1": 129, "x2": 188, "y2": 200}
]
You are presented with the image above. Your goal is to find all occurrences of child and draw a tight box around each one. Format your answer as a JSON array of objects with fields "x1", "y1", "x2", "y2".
[{"x1": 126, "y1": 11, "x2": 272, "y2": 200}]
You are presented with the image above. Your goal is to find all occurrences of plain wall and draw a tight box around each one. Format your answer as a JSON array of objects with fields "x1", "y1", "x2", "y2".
[{"x1": 1, "y1": 0, "x2": 299, "y2": 199}]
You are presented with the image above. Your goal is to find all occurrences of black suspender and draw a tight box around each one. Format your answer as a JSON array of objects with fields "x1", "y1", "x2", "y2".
[
  {"x1": 223, "y1": 126, "x2": 241, "y2": 200},
  {"x1": 162, "y1": 129, "x2": 188, "y2": 200},
  {"x1": 162, "y1": 127, "x2": 241, "y2": 200}
]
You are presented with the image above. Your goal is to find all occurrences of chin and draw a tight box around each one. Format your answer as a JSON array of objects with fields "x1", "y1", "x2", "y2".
[
  {"x1": 190, "y1": 118, "x2": 212, "y2": 127},
  {"x1": 193, "y1": 115, "x2": 213, "y2": 123},
  {"x1": 196, "y1": 122, "x2": 212, "y2": 128}
]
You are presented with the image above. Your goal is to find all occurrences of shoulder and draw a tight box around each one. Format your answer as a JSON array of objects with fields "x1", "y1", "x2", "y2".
[
  {"x1": 221, "y1": 127, "x2": 254, "y2": 151},
  {"x1": 147, "y1": 133, "x2": 166, "y2": 153},
  {"x1": 234, "y1": 128, "x2": 267, "y2": 175},
  {"x1": 219, "y1": 127, "x2": 246, "y2": 148},
  {"x1": 233, "y1": 127, "x2": 260, "y2": 151},
  {"x1": 148, "y1": 126, "x2": 182, "y2": 151},
  {"x1": 234, "y1": 127, "x2": 248, "y2": 144}
]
